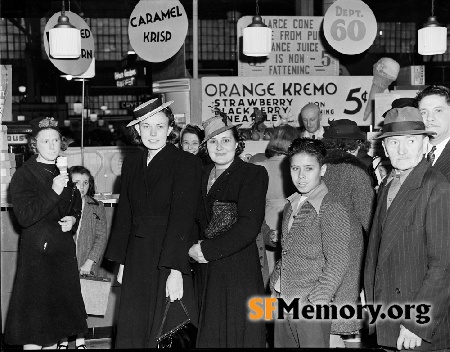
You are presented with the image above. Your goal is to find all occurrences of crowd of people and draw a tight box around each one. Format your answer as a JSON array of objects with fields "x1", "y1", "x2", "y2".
[{"x1": 3, "y1": 85, "x2": 450, "y2": 350}]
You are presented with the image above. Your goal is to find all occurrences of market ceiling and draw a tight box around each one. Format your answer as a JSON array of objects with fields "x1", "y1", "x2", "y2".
[{"x1": 2, "y1": 0, "x2": 450, "y2": 23}]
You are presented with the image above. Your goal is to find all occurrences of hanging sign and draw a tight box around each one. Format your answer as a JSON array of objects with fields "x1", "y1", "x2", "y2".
[
  {"x1": 128, "y1": 0, "x2": 188, "y2": 63},
  {"x1": 43, "y1": 11, "x2": 94, "y2": 76},
  {"x1": 323, "y1": 0, "x2": 377, "y2": 55},
  {"x1": 238, "y1": 16, "x2": 339, "y2": 77},
  {"x1": 202, "y1": 76, "x2": 373, "y2": 128}
]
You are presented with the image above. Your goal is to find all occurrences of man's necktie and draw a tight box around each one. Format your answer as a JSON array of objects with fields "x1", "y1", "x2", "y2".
[
  {"x1": 387, "y1": 172, "x2": 401, "y2": 209},
  {"x1": 427, "y1": 146, "x2": 436, "y2": 164},
  {"x1": 312, "y1": 134, "x2": 316, "y2": 139}
]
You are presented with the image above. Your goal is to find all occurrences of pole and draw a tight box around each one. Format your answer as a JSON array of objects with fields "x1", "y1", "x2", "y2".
[
  {"x1": 81, "y1": 78, "x2": 85, "y2": 166},
  {"x1": 193, "y1": 0, "x2": 198, "y2": 79}
]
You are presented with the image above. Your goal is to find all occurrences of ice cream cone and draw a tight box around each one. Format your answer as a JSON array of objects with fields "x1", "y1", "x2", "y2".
[
  {"x1": 363, "y1": 58, "x2": 400, "y2": 121},
  {"x1": 56, "y1": 156, "x2": 68, "y2": 176}
]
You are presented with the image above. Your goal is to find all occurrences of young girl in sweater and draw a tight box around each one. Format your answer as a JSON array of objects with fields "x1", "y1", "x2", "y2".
[{"x1": 58, "y1": 166, "x2": 108, "y2": 349}]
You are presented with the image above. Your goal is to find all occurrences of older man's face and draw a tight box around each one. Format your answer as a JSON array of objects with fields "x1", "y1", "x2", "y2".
[
  {"x1": 419, "y1": 95, "x2": 450, "y2": 145},
  {"x1": 301, "y1": 108, "x2": 321, "y2": 133},
  {"x1": 383, "y1": 135, "x2": 428, "y2": 171}
]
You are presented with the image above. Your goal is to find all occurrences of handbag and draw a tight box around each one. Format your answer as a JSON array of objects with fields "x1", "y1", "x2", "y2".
[
  {"x1": 79, "y1": 274, "x2": 112, "y2": 316},
  {"x1": 156, "y1": 299, "x2": 197, "y2": 349},
  {"x1": 204, "y1": 200, "x2": 238, "y2": 239}
]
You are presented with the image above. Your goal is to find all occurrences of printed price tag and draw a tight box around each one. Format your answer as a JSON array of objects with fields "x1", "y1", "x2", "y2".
[{"x1": 323, "y1": 0, "x2": 377, "y2": 55}]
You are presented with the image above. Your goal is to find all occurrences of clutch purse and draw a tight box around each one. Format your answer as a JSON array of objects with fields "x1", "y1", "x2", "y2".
[
  {"x1": 156, "y1": 299, "x2": 197, "y2": 349},
  {"x1": 204, "y1": 200, "x2": 238, "y2": 239}
]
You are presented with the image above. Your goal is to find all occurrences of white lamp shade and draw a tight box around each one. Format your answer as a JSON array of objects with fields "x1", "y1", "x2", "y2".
[
  {"x1": 243, "y1": 26, "x2": 272, "y2": 57},
  {"x1": 73, "y1": 101, "x2": 82, "y2": 114},
  {"x1": 418, "y1": 26, "x2": 447, "y2": 55},
  {"x1": 49, "y1": 27, "x2": 81, "y2": 58}
]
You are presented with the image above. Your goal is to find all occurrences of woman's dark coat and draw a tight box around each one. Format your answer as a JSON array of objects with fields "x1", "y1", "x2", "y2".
[
  {"x1": 104, "y1": 144, "x2": 202, "y2": 348},
  {"x1": 5, "y1": 155, "x2": 87, "y2": 346},
  {"x1": 195, "y1": 157, "x2": 269, "y2": 348}
]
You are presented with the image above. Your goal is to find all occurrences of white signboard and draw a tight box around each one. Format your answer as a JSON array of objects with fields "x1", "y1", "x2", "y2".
[
  {"x1": 202, "y1": 76, "x2": 373, "y2": 128},
  {"x1": 238, "y1": 16, "x2": 339, "y2": 77}
]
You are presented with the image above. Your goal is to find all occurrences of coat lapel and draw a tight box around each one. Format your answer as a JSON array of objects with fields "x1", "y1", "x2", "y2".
[
  {"x1": 202, "y1": 158, "x2": 245, "y2": 218},
  {"x1": 376, "y1": 160, "x2": 429, "y2": 269},
  {"x1": 25, "y1": 155, "x2": 53, "y2": 189},
  {"x1": 280, "y1": 203, "x2": 292, "y2": 249},
  {"x1": 433, "y1": 141, "x2": 450, "y2": 178},
  {"x1": 145, "y1": 144, "x2": 174, "y2": 204}
]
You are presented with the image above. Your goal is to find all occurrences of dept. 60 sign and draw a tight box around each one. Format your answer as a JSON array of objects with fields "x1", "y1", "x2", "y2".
[{"x1": 323, "y1": 0, "x2": 377, "y2": 55}]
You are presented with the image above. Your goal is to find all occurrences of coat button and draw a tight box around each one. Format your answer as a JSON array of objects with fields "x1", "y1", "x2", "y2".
[
  {"x1": 282, "y1": 250, "x2": 288, "y2": 255},
  {"x1": 395, "y1": 288, "x2": 401, "y2": 294}
]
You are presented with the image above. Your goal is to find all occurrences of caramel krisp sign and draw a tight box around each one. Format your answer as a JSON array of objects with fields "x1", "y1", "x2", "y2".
[
  {"x1": 202, "y1": 76, "x2": 373, "y2": 128},
  {"x1": 128, "y1": 0, "x2": 188, "y2": 63}
]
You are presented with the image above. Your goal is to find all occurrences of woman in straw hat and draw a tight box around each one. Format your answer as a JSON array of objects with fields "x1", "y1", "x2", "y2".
[
  {"x1": 104, "y1": 98, "x2": 202, "y2": 348},
  {"x1": 188, "y1": 114, "x2": 268, "y2": 348}
]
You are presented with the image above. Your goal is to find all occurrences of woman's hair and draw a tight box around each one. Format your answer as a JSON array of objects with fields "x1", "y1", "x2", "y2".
[
  {"x1": 321, "y1": 138, "x2": 363, "y2": 153},
  {"x1": 198, "y1": 126, "x2": 246, "y2": 159},
  {"x1": 288, "y1": 138, "x2": 327, "y2": 166},
  {"x1": 29, "y1": 129, "x2": 68, "y2": 154},
  {"x1": 180, "y1": 124, "x2": 205, "y2": 147},
  {"x1": 68, "y1": 165, "x2": 96, "y2": 197},
  {"x1": 265, "y1": 125, "x2": 301, "y2": 158},
  {"x1": 129, "y1": 106, "x2": 176, "y2": 146}
]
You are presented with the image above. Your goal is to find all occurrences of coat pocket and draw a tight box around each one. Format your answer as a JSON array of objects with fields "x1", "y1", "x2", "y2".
[{"x1": 134, "y1": 216, "x2": 169, "y2": 239}]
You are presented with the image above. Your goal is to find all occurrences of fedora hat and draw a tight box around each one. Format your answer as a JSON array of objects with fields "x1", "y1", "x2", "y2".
[
  {"x1": 126, "y1": 98, "x2": 173, "y2": 127},
  {"x1": 382, "y1": 97, "x2": 416, "y2": 118},
  {"x1": 201, "y1": 114, "x2": 242, "y2": 145},
  {"x1": 323, "y1": 119, "x2": 365, "y2": 140},
  {"x1": 374, "y1": 106, "x2": 436, "y2": 139}
]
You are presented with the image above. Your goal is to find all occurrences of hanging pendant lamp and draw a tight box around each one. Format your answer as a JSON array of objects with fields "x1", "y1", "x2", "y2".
[
  {"x1": 243, "y1": 0, "x2": 272, "y2": 57},
  {"x1": 49, "y1": 0, "x2": 81, "y2": 59},
  {"x1": 418, "y1": 0, "x2": 447, "y2": 55}
]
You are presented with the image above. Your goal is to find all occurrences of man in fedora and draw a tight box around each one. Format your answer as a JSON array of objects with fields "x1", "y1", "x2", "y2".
[
  {"x1": 364, "y1": 106, "x2": 450, "y2": 351},
  {"x1": 416, "y1": 85, "x2": 450, "y2": 181}
]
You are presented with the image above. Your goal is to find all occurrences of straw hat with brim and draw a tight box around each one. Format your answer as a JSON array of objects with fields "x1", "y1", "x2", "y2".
[
  {"x1": 374, "y1": 106, "x2": 436, "y2": 140},
  {"x1": 126, "y1": 98, "x2": 174, "y2": 127},
  {"x1": 323, "y1": 119, "x2": 365, "y2": 140},
  {"x1": 382, "y1": 97, "x2": 416, "y2": 118},
  {"x1": 201, "y1": 115, "x2": 242, "y2": 145}
]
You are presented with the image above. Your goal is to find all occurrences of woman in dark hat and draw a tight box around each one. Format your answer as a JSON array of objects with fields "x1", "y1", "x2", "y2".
[
  {"x1": 104, "y1": 98, "x2": 202, "y2": 348},
  {"x1": 321, "y1": 119, "x2": 375, "y2": 347},
  {"x1": 4, "y1": 117, "x2": 87, "y2": 349},
  {"x1": 188, "y1": 115, "x2": 268, "y2": 348}
]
